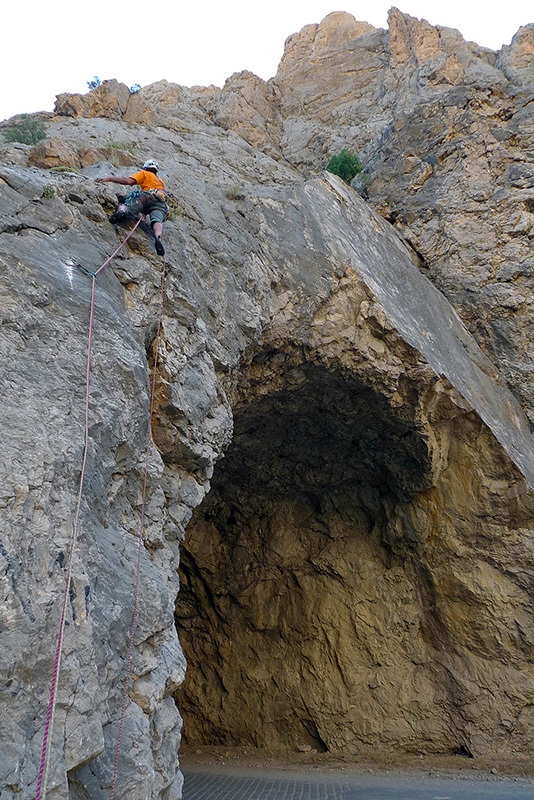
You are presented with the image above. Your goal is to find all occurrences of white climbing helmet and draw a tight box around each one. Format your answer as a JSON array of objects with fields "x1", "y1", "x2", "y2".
[{"x1": 143, "y1": 159, "x2": 159, "y2": 171}]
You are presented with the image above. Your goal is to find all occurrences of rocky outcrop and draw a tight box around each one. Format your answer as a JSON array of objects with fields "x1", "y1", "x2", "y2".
[
  {"x1": 55, "y1": 80, "x2": 131, "y2": 120},
  {"x1": 175, "y1": 175, "x2": 534, "y2": 759},
  {"x1": 38, "y1": 10, "x2": 534, "y2": 419},
  {"x1": 2, "y1": 6, "x2": 534, "y2": 800},
  {"x1": 269, "y1": 10, "x2": 534, "y2": 419},
  {"x1": 0, "y1": 163, "x2": 186, "y2": 799},
  {"x1": 0, "y1": 111, "x2": 302, "y2": 799}
]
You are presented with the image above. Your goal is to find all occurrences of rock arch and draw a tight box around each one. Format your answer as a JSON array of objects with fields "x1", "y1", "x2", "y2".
[{"x1": 175, "y1": 312, "x2": 534, "y2": 759}]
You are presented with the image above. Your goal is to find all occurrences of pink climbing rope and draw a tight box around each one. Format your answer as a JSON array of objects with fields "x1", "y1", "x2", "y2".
[
  {"x1": 109, "y1": 253, "x2": 167, "y2": 800},
  {"x1": 35, "y1": 217, "x2": 145, "y2": 800},
  {"x1": 94, "y1": 217, "x2": 142, "y2": 276}
]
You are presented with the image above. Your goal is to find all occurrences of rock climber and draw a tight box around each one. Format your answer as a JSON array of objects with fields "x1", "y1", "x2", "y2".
[{"x1": 96, "y1": 159, "x2": 168, "y2": 256}]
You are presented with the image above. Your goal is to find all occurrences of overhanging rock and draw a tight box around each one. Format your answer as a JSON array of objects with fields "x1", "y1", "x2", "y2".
[
  {"x1": 255, "y1": 173, "x2": 534, "y2": 489},
  {"x1": 176, "y1": 175, "x2": 534, "y2": 759}
]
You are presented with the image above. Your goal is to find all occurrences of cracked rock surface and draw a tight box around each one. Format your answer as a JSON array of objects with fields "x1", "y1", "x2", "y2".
[{"x1": 1, "y1": 7, "x2": 534, "y2": 799}]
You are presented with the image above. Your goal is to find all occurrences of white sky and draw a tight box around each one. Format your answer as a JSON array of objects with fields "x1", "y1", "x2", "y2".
[{"x1": 2, "y1": 1, "x2": 533, "y2": 123}]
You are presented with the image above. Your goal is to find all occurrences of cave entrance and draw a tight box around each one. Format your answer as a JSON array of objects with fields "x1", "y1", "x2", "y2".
[{"x1": 174, "y1": 359, "x2": 434, "y2": 754}]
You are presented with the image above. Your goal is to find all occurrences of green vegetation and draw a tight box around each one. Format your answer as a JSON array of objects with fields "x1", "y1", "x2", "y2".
[
  {"x1": 225, "y1": 186, "x2": 246, "y2": 201},
  {"x1": 166, "y1": 200, "x2": 184, "y2": 221},
  {"x1": 106, "y1": 140, "x2": 136, "y2": 153},
  {"x1": 87, "y1": 76, "x2": 101, "y2": 90},
  {"x1": 326, "y1": 149, "x2": 363, "y2": 184},
  {"x1": 42, "y1": 185, "x2": 55, "y2": 198},
  {"x1": 103, "y1": 141, "x2": 137, "y2": 168},
  {"x1": 3, "y1": 115, "x2": 47, "y2": 146}
]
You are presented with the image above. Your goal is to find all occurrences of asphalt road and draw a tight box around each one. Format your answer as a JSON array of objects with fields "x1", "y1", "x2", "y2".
[{"x1": 181, "y1": 763, "x2": 534, "y2": 800}]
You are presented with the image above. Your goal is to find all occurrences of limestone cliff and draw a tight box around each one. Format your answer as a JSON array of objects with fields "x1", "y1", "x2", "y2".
[{"x1": 1, "y1": 7, "x2": 534, "y2": 800}]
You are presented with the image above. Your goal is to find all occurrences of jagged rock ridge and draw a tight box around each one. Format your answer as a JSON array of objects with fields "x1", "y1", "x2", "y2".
[{"x1": 1, "y1": 7, "x2": 534, "y2": 799}]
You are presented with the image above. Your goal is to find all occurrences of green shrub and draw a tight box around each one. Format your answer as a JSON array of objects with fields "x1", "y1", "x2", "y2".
[
  {"x1": 42, "y1": 185, "x2": 55, "y2": 198},
  {"x1": 3, "y1": 115, "x2": 47, "y2": 145},
  {"x1": 326, "y1": 150, "x2": 363, "y2": 184}
]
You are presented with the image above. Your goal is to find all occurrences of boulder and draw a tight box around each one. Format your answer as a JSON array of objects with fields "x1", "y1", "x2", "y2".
[
  {"x1": 29, "y1": 137, "x2": 80, "y2": 169},
  {"x1": 55, "y1": 79, "x2": 131, "y2": 120}
]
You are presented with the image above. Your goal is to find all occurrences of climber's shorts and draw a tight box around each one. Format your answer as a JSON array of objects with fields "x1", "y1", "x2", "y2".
[
  {"x1": 146, "y1": 204, "x2": 167, "y2": 226},
  {"x1": 125, "y1": 190, "x2": 168, "y2": 226}
]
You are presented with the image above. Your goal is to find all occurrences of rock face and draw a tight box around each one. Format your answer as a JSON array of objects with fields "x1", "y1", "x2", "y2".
[
  {"x1": 1, "y1": 6, "x2": 534, "y2": 800},
  {"x1": 277, "y1": 11, "x2": 534, "y2": 422},
  {"x1": 175, "y1": 176, "x2": 534, "y2": 759}
]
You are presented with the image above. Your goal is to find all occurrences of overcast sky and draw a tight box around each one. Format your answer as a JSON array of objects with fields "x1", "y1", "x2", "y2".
[{"x1": 2, "y1": 1, "x2": 532, "y2": 122}]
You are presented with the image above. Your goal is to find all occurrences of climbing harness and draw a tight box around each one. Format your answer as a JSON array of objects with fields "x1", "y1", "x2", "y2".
[
  {"x1": 125, "y1": 188, "x2": 168, "y2": 216},
  {"x1": 125, "y1": 188, "x2": 143, "y2": 206},
  {"x1": 147, "y1": 188, "x2": 166, "y2": 202},
  {"x1": 36, "y1": 217, "x2": 167, "y2": 800},
  {"x1": 125, "y1": 187, "x2": 166, "y2": 204}
]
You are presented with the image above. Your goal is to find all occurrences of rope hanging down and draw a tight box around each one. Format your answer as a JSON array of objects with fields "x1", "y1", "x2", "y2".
[{"x1": 36, "y1": 218, "x2": 166, "y2": 800}]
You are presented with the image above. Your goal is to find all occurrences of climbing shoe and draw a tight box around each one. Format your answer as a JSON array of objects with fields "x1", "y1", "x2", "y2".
[
  {"x1": 109, "y1": 210, "x2": 128, "y2": 224},
  {"x1": 155, "y1": 237, "x2": 165, "y2": 256}
]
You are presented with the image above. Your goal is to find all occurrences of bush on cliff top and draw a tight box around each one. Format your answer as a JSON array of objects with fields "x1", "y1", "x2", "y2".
[{"x1": 3, "y1": 115, "x2": 47, "y2": 146}]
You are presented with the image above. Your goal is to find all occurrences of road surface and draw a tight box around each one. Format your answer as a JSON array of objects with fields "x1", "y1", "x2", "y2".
[{"x1": 181, "y1": 762, "x2": 534, "y2": 800}]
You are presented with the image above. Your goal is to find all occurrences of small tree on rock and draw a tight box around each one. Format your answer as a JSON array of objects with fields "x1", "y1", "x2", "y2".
[{"x1": 327, "y1": 150, "x2": 363, "y2": 184}]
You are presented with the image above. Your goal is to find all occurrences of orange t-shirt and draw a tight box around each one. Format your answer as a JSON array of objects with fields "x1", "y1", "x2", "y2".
[{"x1": 130, "y1": 170, "x2": 166, "y2": 194}]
